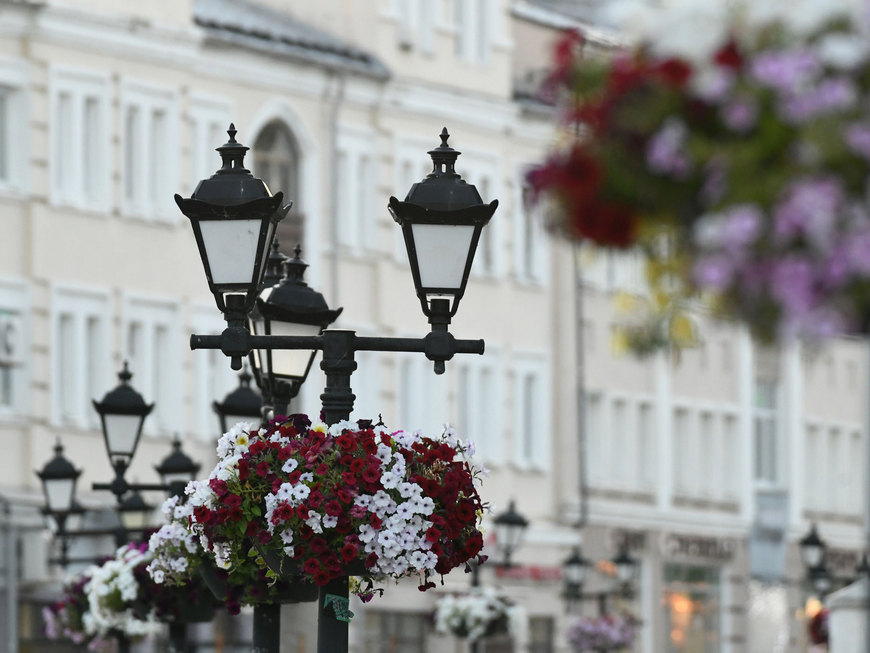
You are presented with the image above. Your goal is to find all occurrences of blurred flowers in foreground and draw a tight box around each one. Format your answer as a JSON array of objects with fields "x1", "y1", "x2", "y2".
[{"x1": 530, "y1": 0, "x2": 870, "y2": 350}]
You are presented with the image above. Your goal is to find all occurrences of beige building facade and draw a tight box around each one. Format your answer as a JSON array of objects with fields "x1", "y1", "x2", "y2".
[{"x1": 0, "y1": 0, "x2": 866, "y2": 651}]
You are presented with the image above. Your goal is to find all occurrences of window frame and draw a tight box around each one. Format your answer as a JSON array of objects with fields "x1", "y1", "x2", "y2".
[
  {"x1": 0, "y1": 277, "x2": 30, "y2": 420},
  {"x1": 50, "y1": 284, "x2": 112, "y2": 429},
  {"x1": 49, "y1": 66, "x2": 111, "y2": 211},
  {"x1": 510, "y1": 351, "x2": 550, "y2": 471},
  {"x1": 119, "y1": 79, "x2": 179, "y2": 222}
]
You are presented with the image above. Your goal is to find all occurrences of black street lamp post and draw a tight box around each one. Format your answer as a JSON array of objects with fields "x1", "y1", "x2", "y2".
[
  {"x1": 562, "y1": 542, "x2": 639, "y2": 653},
  {"x1": 178, "y1": 125, "x2": 496, "y2": 653},
  {"x1": 799, "y1": 523, "x2": 869, "y2": 597},
  {"x1": 468, "y1": 501, "x2": 529, "y2": 653},
  {"x1": 213, "y1": 369, "x2": 263, "y2": 434}
]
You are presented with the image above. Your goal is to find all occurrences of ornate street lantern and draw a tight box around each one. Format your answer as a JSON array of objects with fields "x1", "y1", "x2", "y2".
[
  {"x1": 37, "y1": 440, "x2": 81, "y2": 514},
  {"x1": 563, "y1": 546, "x2": 590, "y2": 599},
  {"x1": 155, "y1": 438, "x2": 201, "y2": 498},
  {"x1": 493, "y1": 500, "x2": 529, "y2": 567},
  {"x1": 800, "y1": 524, "x2": 826, "y2": 569},
  {"x1": 389, "y1": 127, "x2": 498, "y2": 322},
  {"x1": 213, "y1": 368, "x2": 263, "y2": 433},
  {"x1": 612, "y1": 543, "x2": 638, "y2": 587},
  {"x1": 249, "y1": 246, "x2": 342, "y2": 401},
  {"x1": 92, "y1": 363, "x2": 154, "y2": 466},
  {"x1": 117, "y1": 490, "x2": 153, "y2": 533},
  {"x1": 175, "y1": 124, "x2": 290, "y2": 315}
]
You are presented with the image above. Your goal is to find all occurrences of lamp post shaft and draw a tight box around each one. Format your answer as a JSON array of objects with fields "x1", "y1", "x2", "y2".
[
  {"x1": 168, "y1": 622, "x2": 187, "y2": 653},
  {"x1": 253, "y1": 602, "x2": 281, "y2": 653},
  {"x1": 316, "y1": 329, "x2": 356, "y2": 653}
]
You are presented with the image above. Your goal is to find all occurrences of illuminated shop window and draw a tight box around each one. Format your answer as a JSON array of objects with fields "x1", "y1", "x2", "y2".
[{"x1": 663, "y1": 564, "x2": 721, "y2": 652}]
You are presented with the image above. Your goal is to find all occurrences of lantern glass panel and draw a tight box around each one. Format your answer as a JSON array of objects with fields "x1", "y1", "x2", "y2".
[
  {"x1": 803, "y1": 544, "x2": 824, "y2": 568},
  {"x1": 411, "y1": 224, "x2": 474, "y2": 289},
  {"x1": 495, "y1": 521, "x2": 524, "y2": 558},
  {"x1": 119, "y1": 508, "x2": 149, "y2": 532},
  {"x1": 199, "y1": 219, "x2": 263, "y2": 285},
  {"x1": 103, "y1": 414, "x2": 142, "y2": 458},
  {"x1": 269, "y1": 321, "x2": 320, "y2": 379},
  {"x1": 564, "y1": 561, "x2": 587, "y2": 585},
  {"x1": 45, "y1": 478, "x2": 75, "y2": 513},
  {"x1": 616, "y1": 560, "x2": 636, "y2": 584}
]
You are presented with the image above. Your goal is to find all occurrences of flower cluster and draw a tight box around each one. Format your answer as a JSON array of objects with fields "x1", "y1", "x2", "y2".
[
  {"x1": 566, "y1": 613, "x2": 637, "y2": 651},
  {"x1": 530, "y1": 1, "x2": 870, "y2": 346},
  {"x1": 43, "y1": 573, "x2": 103, "y2": 649},
  {"x1": 82, "y1": 542, "x2": 160, "y2": 641},
  {"x1": 186, "y1": 417, "x2": 486, "y2": 599},
  {"x1": 146, "y1": 495, "x2": 200, "y2": 586},
  {"x1": 44, "y1": 543, "x2": 161, "y2": 648},
  {"x1": 433, "y1": 587, "x2": 525, "y2": 642}
]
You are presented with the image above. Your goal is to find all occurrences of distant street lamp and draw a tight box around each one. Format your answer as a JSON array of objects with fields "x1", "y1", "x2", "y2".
[
  {"x1": 493, "y1": 500, "x2": 529, "y2": 568},
  {"x1": 798, "y1": 523, "x2": 868, "y2": 597},
  {"x1": 92, "y1": 362, "x2": 154, "y2": 483},
  {"x1": 213, "y1": 368, "x2": 263, "y2": 434},
  {"x1": 155, "y1": 438, "x2": 201, "y2": 498},
  {"x1": 249, "y1": 245, "x2": 342, "y2": 416},
  {"x1": 36, "y1": 440, "x2": 81, "y2": 515}
]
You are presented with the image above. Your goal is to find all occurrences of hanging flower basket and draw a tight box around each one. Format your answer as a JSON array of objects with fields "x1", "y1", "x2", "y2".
[
  {"x1": 567, "y1": 612, "x2": 637, "y2": 651},
  {"x1": 530, "y1": 2, "x2": 870, "y2": 349},
  {"x1": 433, "y1": 587, "x2": 525, "y2": 642},
  {"x1": 44, "y1": 543, "x2": 162, "y2": 649},
  {"x1": 186, "y1": 417, "x2": 486, "y2": 600}
]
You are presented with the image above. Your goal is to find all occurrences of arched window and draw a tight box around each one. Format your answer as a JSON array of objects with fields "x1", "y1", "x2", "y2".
[{"x1": 252, "y1": 121, "x2": 303, "y2": 247}]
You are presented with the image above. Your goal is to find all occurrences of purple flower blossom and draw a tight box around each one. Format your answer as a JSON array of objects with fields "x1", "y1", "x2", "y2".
[
  {"x1": 773, "y1": 177, "x2": 843, "y2": 248},
  {"x1": 694, "y1": 254, "x2": 735, "y2": 290},
  {"x1": 721, "y1": 97, "x2": 759, "y2": 132},
  {"x1": 646, "y1": 119, "x2": 693, "y2": 179},
  {"x1": 843, "y1": 122, "x2": 870, "y2": 160},
  {"x1": 780, "y1": 77, "x2": 858, "y2": 123},
  {"x1": 846, "y1": 227, "x2": 870, "y2": 274},
  {"x1": 770, "y1": 257, "x2": 816, "y2": 317},
  {"x1": 750, "y1": 48, "x2": 821, "y2": 91}
]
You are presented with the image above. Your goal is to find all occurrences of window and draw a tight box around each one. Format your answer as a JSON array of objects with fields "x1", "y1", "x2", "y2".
[
  {"x1": 351, "y1": 351, "x2": 382, "y2": 425},
  {"x1": 190, "y1": 95, "x2": 232, "y2": 183},
  {"x1": 674, "y1": 408, "x2": 690, "y2": 495},
  {"x1": 253, "y1": 120, "x2": 303, "y2": 247},
  {"x1": 827, "y1": 427, "x2": 843, "y2": 511},
  {"x1": 611, "y1": 399, "x2": 628, "y2": 488},
  {"x1": 191, "y1": 306, "x2": 240, "y2": 439},
  {"x1": 585, "y1": 392, "x2": 603, "y2": 486},
  {"x1": 528, "y1": 616, "x2": 554, "y2": 653},
  {"x1": 123, "y1": 296, "x2": 180, "y2": 435},
  {"x1": 753, "y1": 381, "x2": 778, "y2": 485},
  {"x1": 395, "y1": 0, "x2": 437, "y2": 52},
  {"x1": 512, "y1": 354, "x2": 550, "y2": 470},
  {"x1": 362, "y1": 611, "x2": 427, "y2": 653},
  {"x1": 394, "y1": 143, "x2": 432, "y2": 261},
  {"x1": 848, "y1": 431, "x2": 863, "y2": 515},
  {"x1": 722, "y1": 415, "x2": 738, "y2": 500},
  {"x1": 804, "y1": 424, "x2": 821, "y2": 511},
  {"x1": 455, "y1": 351, "x2": 503, "y2": 466},
  {"x1": 396, "y1": 352, "x2": 448, "y2": 434},
  {"x1": 637, "y1": 402, "x2": 656, "y2": 491},
  {"x1": 50, "y1": 67, "x2": 110, "y2": 210},
  {"x1": 336, "y1": 128, "x2": 377, "y2": 252},
  {"x1": 460, "y1": 155, "x2": 500, "y2": 277},
  {"x1": 120, "y1": 80, "x2": 178, "y2": 220},
  {"x1": 699, "y1": 412, "x2": 714, "y2": 497},
  {"x1": 663, "y1": 564, "x2": 721, "y2": 652},
  {"x1": 51, "y1": 286, "x2": 111, "y2": 428},
  {"x1": 513, "y1": 174, "x2": 547, "y2": 283},
  {"x1": 0, "y1": 280, "x2": 29, "y2": 417},
  {"x1": 455, "y1": 0, "x2": 492, "y2": 64}
]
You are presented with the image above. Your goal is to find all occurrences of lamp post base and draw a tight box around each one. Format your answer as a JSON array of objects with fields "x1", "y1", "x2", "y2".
[{"x1": 253, "y1": 603, "x2": 281, "y2": 653}]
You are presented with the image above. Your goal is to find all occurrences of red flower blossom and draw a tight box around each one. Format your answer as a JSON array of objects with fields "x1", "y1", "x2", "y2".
[
  {"x1": 249, "y1": 440, "x2": 266, "y2": 455},
  {"x1": 340, "y1": 543, "x2": 358, "y2": 562},
  {"x1": 325, "y1": 500, "x2": 342, "y2": 517},
  {"x1": 255, "y1": 461, "x2": 270, "y2": 477},
  {"x1": 714, "y1": 39, "x2": 742, "y2": 69},
  {"x1": 223, "y1": 494, "x2": 242, "y2": 508}
]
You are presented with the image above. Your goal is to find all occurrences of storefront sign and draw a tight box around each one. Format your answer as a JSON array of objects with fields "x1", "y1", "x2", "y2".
[
  {"x1": 660, "y1": 533, "x2": 738, "y2": 561},
  {"x1": 494, "y1": 565, "x2": 562, "y2": 581}
]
